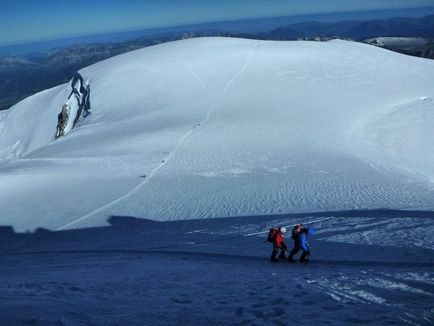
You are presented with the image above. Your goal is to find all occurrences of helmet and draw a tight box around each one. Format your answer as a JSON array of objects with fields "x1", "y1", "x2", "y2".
[
  {"x1": 293, "y1": 224, "x2": 303, "y2": 232},
  {"x1": 279, "y1": 227, "x2": 287, "y2": 234}
]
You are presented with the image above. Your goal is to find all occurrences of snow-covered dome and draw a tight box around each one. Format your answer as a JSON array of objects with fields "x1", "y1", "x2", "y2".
[{"x1": 1, "y1": 37, "x2": 434, "y2": 231}]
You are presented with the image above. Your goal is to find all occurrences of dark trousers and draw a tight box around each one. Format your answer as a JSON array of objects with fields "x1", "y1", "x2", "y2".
[
  {"x1": 271, "y1": 242, "x2": 287, "y2": 261},
  {"x1": 288, "y1": 246, "x2": 310, "y2": 262}
]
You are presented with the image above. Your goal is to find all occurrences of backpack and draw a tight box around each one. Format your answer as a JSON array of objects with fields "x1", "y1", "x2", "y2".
[
  {"x1": 291, "y1": 224, "x2": 303, "y2": 240},
  {"x1": 267, "y1": 228, "x2": 279, "y2": 243}
]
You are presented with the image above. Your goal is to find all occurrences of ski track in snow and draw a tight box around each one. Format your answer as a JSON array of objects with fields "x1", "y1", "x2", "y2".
[
  {"x1": 187, "y1": 61, "x2": 214, "y2": 95},
  {"x1": 57, "y1": 121, "x2": 206, "y2": 230},
  {"x1": 221, "y1": 41, "x2": 263, "y2": 94},
  {"x1": 57, "y1": 41, "x2": 267, "y2": 230}
]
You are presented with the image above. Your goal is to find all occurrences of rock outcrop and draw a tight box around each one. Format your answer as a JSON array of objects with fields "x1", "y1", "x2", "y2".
[{"x1": 55, "y1": 72, "x2": 90, "y2": 138}]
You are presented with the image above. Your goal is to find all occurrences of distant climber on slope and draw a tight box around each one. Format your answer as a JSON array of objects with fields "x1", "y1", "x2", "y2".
[
  {"x1": 55, "y1": 105, "x2": 70, "y2": 138},
  {"x1": 288, "y1": 224, "x2": 315, "y2": 263},
  {"x1": 268, "y1": 226, "x2": 288, "y2": 262}
]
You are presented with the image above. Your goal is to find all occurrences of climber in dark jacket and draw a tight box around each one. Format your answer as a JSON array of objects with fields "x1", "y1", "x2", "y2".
[{"x1": 288, "y1": 227, "x2": 314, "y2": 263}]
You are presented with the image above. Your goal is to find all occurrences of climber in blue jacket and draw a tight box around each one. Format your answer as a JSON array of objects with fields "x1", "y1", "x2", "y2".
[{"x1": 288, "y1": 227, "x2": 315, "y2": 263}]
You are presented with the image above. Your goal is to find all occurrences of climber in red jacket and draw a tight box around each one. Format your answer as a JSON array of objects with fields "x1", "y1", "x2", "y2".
[{"x1": 268, "y1": 226, "x2": 288, "y2": 262}]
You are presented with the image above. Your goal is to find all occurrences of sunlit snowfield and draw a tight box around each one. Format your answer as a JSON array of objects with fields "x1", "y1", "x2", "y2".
[{"x1": 1, "y1": 38, "x2": 434, "y2": 231}]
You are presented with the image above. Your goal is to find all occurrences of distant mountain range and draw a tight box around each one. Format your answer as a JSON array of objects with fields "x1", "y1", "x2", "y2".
[
  {"x1": 264, "y1": 15, "x2": 434, "y2": 40},
  {"x1": 1, "y1": 13, "x2": 434, "y2": 111},
  {"x1": 1, "y1": 6, "x2": 433, "y2": 57}
]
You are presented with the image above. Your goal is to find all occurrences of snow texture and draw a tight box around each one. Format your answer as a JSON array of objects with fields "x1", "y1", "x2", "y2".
[
  {"x1": 1, "y1": 211, "x2": 433, "y2": 325},
  {"x1": 1, "y1": 37, "x2": 434, "y2": 325},
  {"x1": 1, "y1": 38, "x2": 434, "y2": 232}
]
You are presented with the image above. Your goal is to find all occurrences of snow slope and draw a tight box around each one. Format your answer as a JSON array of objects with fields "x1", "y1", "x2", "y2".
[
  {"x1": 1, "y1": 37, "x2": 434, "y2": 326},
  {"x1": 1, "y1": 210, "x2": 433, "y2": 325},
  {"x1": 1, "y1": 37, "x2": 434, "y2": 231}
]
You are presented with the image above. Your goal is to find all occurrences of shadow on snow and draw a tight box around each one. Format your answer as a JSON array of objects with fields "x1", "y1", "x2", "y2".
[{"x1": 1, "y1": 209, "x2": 433, "y2": 268}]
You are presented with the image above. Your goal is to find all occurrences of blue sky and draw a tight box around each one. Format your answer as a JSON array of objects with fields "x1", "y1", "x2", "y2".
[{"x1": 1, "y1": 0, "x2": 434, "y2": 46}]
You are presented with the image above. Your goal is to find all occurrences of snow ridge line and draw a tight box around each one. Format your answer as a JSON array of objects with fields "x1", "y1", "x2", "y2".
[
  {"x1": 243, "y1": 216, "x2": 335, "y2": 236},
  {"x1": 57, "y1": 41, "x2": 268, "y2": 231}
]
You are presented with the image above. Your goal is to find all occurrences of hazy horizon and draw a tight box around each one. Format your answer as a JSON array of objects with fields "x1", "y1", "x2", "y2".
[{"x1": 2, "y1": 0, "x2": 434, "y2": 47}]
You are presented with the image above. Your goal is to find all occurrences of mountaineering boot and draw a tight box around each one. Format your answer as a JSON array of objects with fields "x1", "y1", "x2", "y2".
[
  {"x1": 299, "y1": 250, "x2": 310, "y2": 263},
  {"x1": 288, "y1": 248, "x2": 298, "y2": 263},
  {"x1": 271, "y1": 249, "x2": 279, "y2": 262}
]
